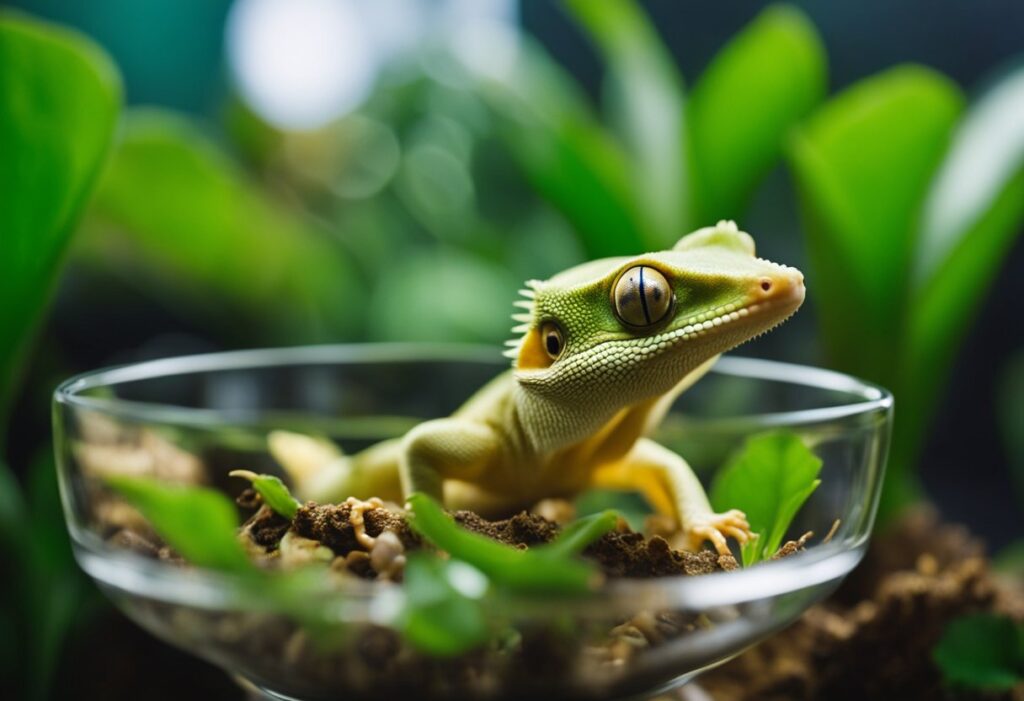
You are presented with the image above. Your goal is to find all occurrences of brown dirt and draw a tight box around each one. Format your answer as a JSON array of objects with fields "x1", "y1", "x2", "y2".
[
  {"x1": 453, "y1": 509, "x2": 561, "y2": 547},
  {"x1": 117, "y1": 489, "x2": 807, "y2": 584},
  {"x1": 241, "y1": 504, "x2": 293, "y2": 551},
  {"x1": 586, "y1": 530, "x2": 737, "y2": 577},
  {"x1": 235, "y1": 496, "x2": 751, "y2": 580},
  {"x1": 699, "y1": 507, "x2": 1024, "y2": 701},
  {"x1": 454, "y1": 509, "x2": 740, "y2": 577},
  {"x1": 291, "y1": 500, "x2": 421, "y2": 553}
]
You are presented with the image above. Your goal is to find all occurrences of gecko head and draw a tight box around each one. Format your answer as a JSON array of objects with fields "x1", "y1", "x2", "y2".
[{"x1": 506, "y1": 221, "x2": 805, "y2": 406}]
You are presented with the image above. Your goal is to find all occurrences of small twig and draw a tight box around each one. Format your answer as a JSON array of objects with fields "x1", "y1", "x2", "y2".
[{"x1": 822, "y1": 518, "x2": 841, "y2": 544}]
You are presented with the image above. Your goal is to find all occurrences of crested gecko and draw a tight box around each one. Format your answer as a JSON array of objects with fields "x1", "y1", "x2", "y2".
[{"x1": 271, "y1": 221, "x2": 805, "y2": 555}]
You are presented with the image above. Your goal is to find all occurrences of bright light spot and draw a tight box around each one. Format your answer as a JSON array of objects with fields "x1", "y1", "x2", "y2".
[
  {"x1": 361, "y1": 0, "x2": 426, "y2": 62},
  {"x1": 227, "y1": 0, "x2": 377, "y2": 130},
  {"x1": 447, "y1": 0, "x2": 519, "y2": 81},
  {"x1": 447, "y1": 560, "x2": 488, "y2": 598},
  {"x1": 450, "y1": 18, "x2": 520, "y2": 82}
]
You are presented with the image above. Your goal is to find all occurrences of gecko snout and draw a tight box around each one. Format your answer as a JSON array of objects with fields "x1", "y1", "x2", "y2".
[{"x1": 755, "y1": 271, "x2": 805, "y2": 304}]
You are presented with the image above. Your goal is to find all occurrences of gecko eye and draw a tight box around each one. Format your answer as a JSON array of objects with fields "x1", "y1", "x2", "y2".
[
  {"x1": 613, "y1": 266, "x2": 674, "y2": 327},
  {"x1": 541, "y1": 322, "x2": 564, "y2": 359}
]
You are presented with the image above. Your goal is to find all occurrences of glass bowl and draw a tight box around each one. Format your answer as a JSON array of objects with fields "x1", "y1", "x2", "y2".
[{"x1": 53, "y1": 344, "x2": 891, "y2": 701}]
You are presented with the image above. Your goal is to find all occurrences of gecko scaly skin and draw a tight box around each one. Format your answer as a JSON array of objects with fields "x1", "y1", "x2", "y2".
[{"x1": 272, "y1": 221, "x2": 805, "y2": 555}]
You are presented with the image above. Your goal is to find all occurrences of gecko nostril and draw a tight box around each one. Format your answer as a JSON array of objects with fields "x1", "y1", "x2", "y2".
[{"x1": 760, "y1": 278, "x2": 772, "y2": 292}]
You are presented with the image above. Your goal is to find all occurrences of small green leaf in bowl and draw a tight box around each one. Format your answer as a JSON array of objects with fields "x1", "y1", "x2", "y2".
[
  {"x1": 406, "y1": 493, "x2": 615, "y2": 594},
  {"x1": 398, "y1": 553, "x2": 490, "y2": 657},
  {"x1": 105, "y1": 476, "x2": 251, "y2": 572},
  {"x1": 710, "y1": 431, "x2": 822, "y2": 566},
  {"x1": 229, "y1": 470, "x2": 301, "y2": 520},
  {"x1": 574, "y1": 488, "x2": 652, "y2": 532}
]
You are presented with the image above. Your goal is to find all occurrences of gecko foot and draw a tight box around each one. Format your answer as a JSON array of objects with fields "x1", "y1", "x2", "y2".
[{"x1": 686, "y1": 509, "x2": 756, "y2": 556}]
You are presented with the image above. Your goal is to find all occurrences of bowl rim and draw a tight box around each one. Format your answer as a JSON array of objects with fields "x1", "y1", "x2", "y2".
[
  {"x1": 54, "y1": 342, "x2": 892, "y2": 429},
  {"x1": 55, "y1": 343, "x2": 892, "y2": 616}
]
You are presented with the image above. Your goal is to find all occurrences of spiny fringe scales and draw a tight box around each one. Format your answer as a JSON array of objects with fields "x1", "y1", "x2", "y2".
[{"x1": 502, "y1": 281, "x2": 539, "y2": 360}]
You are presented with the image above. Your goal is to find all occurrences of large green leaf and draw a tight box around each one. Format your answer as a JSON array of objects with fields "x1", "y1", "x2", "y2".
[
  {"x1": 895, "y1": 66, "x2": 1024, "y2": 475},
  {"x1": 563, "y1": 0, "x2": 688, "y2": 248},
  {"x1": 689, "y1": 5, "x2": 825, "y2": 223},
  {"x1": 25, "y1": 454, "x2": 95, "y2": 701},
  {"x1": 0, "y1": 12, "x2": 121, "y2": 420},
  {"x1": 80, "y1": 110, "x2": 363, "y2": 343},
  {"x1": 480, "y1": 37, "x2": 646, "y2": 258},
  {"x1": 787, "y1": 66, "x2": 963, "y2": 388}
]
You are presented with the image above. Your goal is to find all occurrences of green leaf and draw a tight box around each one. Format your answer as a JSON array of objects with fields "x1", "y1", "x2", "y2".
[
  {"x1": 710, "y1": 431, "x2": 822, "y2": 566},
  {"x1": 22, "y1": 453, "x2": 99, "y2": 700},
  {"x1": 399, "y1": 553, "x2": 489, "y2": 657},
  {"x1": 80, "y1": 109, "x2": 363, "y2": 343},
  {"x1": 541, "y1": 510, "x2": 619, "y2": 560},
  {"x1": 563, "y1": 0, "x2": 688, "y2": 247},
  {"x1": 480, "y1": 37, "x2": 646, "y2": 258},
  {"x1": 787, "y1": 65, "x2": 963, "y2": 388},
  {"x1": 933, "y1": 614, "x2": 1024, "y2": 690},
  {"x1": 0, "y1": 12, "x2": 121, "y2": 420},
  {"x1": 897, "y1": 66, "x2": 1024, "y2": 484},
  {"x1": 105, "y1": 476, "x2": 252, "y2": 572},
  {"x1": 229, "y1": 470, "x2": 301, "y2": 520},
  {"x1": 689, "y1": 5, "x2": 826, "y2": 222},
  {"x1": 406, "y1": 493, "x2": 604, "y2": 594},
  {"x1": 575, "y1": 488, "x2": 652, "y2": 532}
]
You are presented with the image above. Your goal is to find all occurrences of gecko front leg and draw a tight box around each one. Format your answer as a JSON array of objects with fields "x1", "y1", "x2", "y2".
[
  {"x1": 590, "y1": 437, "x2": 754, "y2": 556},
  {"x1": 399, "y1": 418, "x2": 501, "y2": 504}
]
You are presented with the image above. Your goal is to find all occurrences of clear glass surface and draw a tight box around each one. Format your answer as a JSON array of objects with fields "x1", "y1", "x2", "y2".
[{"x1": 53, "y1": 344, "x2": 892, "y2": 701}]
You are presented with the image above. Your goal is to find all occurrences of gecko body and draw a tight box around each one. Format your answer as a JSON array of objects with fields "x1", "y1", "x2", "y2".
[{"x1": 273, "y1": 222, "x2": 805, "y2": 554}]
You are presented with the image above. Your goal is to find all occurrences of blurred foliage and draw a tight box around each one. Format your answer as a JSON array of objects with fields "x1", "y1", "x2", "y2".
[
  {"x1": 79, "y1": 77, "x2": 585, "y2": 347},
  {"x1": 687, "y1": 5, "x2": 826, "y2": 224},
  {"x1": 406, "y1": 493, "x2": 613, "y2": 595},
  {"x1": 106, "y1": 476, "x2": 253, "y2": 571},
  {"x1": 573, "y1": 487, "x2": 652, "y2": 531},
  {"x1": 482, "y1": 2, "x2": 825, "y2": 254},
  {"x1": 0, "y1": 12, "x2": 121, "y2": 700},
  {"x1": 399, "y1": 553, "x2": 490, "y2": 657},
  {"x1": 0, "y1": 11, "x2": 120, "y2": 418},
  {"x1": 403, "y1": 495, "x2": 617, "y2": 656},
  {"x1": 932, "y1": 614, "x2": 1024, "y2": 690},
  {"x1": 787, "y1": 62, "x2": 1024, "y2": 519},
  {"x1": 78, "y1": 110, "x2": 363, "y2": 343}
]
